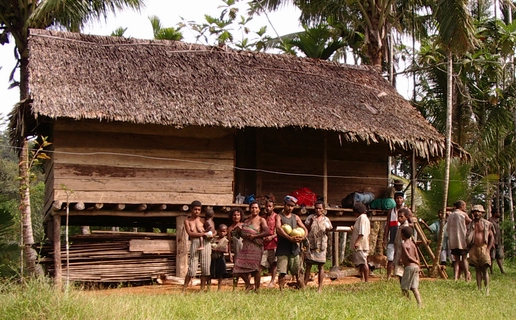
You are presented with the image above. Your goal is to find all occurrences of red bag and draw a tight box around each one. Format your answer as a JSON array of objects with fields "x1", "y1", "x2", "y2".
[{"x1": 292, "y1": 187, "x2": 317, "y2": 206}]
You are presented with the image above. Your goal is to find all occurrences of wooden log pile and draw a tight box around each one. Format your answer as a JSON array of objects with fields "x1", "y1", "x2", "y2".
[{"x1": 40, "y1": 232, "x2": 176, "y2": 282}]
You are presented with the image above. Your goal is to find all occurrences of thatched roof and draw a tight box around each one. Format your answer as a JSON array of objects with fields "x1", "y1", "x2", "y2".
[{"x1": 12, "y1": 29, "x2": 465, "y2": 160}]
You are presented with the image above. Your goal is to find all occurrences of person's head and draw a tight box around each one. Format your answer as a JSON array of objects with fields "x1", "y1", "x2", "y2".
[
  {"x1": 265, "y1": 199, "x2": 275, "y2": 215},
  {"x1": 314, "y1": 201, "x2": 325, "y2": 216},
  {"x1": 217, "y1": 224, "x2": 228, "y2": 237},
  {"x1": 394, "y1": 191, "x2": 404, "y2": 207},
  {"x1": 454, "y1": 200, "x2": 466, "y2": 210},
  {"x1": 438, "y1": 209, "x2": 448, "y2": 220},
  {"x1": 398, "y1": 208, "x2": 410, "y2": 224},
  {"x1": 353, "y1": 203, "x2": 367, "y2": 216},
  {"x1": 229, "y1": 207, "x2": 243, "y2": 223},
  {"x1": 401, "y1": 226, "x2": 413, "y2": 240},
  {"x1": 283, "y1": 195, "x2": 297, "y2": 214},
  {"x1": 191, "y1": 200, "x2": 202, "y2": 216},
  {"x1": 249, "y1": 201, "x2": 260, "y2": 216},
  {"x1": 393, "y1": 179, "x2": 404, "y2": 191},
  {"x1": 471, "y1": 204, "x2": 485, "y2": 219},
  {"x1": 205, "y1": 207, "x2": 214, "y2": 219}
]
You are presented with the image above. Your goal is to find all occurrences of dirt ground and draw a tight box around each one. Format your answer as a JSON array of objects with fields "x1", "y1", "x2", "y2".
[{"x1": 81, "y1": 270, "x2": 387, "y2": 295}]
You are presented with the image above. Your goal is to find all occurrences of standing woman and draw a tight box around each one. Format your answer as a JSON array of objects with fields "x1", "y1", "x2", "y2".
[
  {"x1": 303, "y1": 201, "x2": 333, "y2": 292},
  {"x1": 232, "y1": 201, "x2": 269, "y2": 292},
  {"x1": 227, "y1": 207, "x2": 244, "y2": 288}
]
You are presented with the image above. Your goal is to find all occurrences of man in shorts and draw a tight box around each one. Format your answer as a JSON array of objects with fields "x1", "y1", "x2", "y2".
[
  {"x1": 275, "y1": 195, "x2": 307, "y2": 290},
  {"x1": 351, "y1": 203, "x2": 371, "y2": 282},
  {"x1": 447, "y1": 200, "x2": 471, "y2": 281}
]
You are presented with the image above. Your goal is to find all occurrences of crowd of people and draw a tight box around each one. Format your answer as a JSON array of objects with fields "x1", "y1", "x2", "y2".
[{"x1": 181, "y1": 192, "x2": 505, "y2": 304}]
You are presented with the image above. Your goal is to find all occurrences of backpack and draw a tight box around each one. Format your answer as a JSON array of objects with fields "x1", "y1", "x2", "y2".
[{"x1": 292, "y1": 187, "x2": 318, "y2": 206}]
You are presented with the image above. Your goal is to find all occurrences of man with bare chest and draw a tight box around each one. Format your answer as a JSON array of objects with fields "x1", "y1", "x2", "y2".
[
  {"x1": 183, "y1": 200, "x2": 212, "y2": 292},
  {"x1": 467, "y1": 204, "x2": 494, "y2": 295}
]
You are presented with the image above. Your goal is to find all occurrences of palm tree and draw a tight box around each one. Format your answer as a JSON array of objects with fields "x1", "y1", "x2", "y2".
[
  {"x1": 252, "y1": 0, "x2": 429, "y2": 69},
  {"x1": 431, "y1": 0, "x2": 477, "y2": 275},
  {"x1": 149, "y1": 15, "x2": 183, "y2": 41},
  {"x1": 0, "y1": 0, "x2": 144, "y2": 278}
]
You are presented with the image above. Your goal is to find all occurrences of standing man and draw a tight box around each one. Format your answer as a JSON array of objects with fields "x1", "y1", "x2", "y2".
[
  {"x1": 183, "y1": 200, "x2": 212, "y2": 292},
  {"x1": 351, "y1": 203, "x2": 371, "y2": 282},
  {"x1": 467, "y1": 205, "x2": 494, "y2": 294},
  {"x1": 383, "y1": 191, "x2": 405, "y2": 279},
  {"x1": 447, "y1": 200, "x2": 472, "y2": 281},
  {"x1": 488, "y1": 209, "x2": 505, "y2": 274},
  {"x1": 260, "y1": 199, "x2": 278, "y2": 288},
  {"x1": 276, "y1": 195, "x2": 308, "y2": 290}
]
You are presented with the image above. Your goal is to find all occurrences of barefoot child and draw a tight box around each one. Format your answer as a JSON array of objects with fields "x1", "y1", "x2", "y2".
[
  {"x1": 211, "y1": 224, "x2": 229, "y2": 291},
  {"x1": 400, "y1": 226, "x2": 422, "y2": 307}
]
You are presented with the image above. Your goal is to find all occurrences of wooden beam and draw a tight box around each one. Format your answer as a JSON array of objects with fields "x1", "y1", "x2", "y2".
[
  {"x1": 53, "y1": 215, "x2": 62, "y2": 289},
  {"x1": 175, "y1": 215, "x2": 189, "y2": 277}
]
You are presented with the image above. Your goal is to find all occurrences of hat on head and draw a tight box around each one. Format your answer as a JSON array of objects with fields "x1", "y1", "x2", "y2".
[
  {"x1": 284, "y1": 195, "x2": 298, "y2": 205},
  {"x1": 394, "y1": 191, "x2": 404, "y2": 198},
  {"x1": 393, "y1": 179, "x2": 404, "y2": 186},
  {"x1": 471, "y1": 204, "x2": 485, "y2": 213},
  {"x1": 353, "y1": 203, "x2": 367, "y2": 214}
]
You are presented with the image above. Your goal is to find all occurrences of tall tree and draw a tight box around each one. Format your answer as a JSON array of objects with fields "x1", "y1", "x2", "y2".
[
  {"x1": 0, "y1": 0, "x2": 144, "y2": 278},
  {"x1": 431, "y1": 0, "x2": 477, "y2": 275}
]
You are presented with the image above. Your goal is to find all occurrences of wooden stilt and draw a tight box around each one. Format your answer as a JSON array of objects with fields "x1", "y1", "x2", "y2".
[
  {"x1": 53, "y1": 214, "x2": 62, "y2": 289},
  {"x1": 176, "y1": 215, "x2": 189, "y2": 277}
]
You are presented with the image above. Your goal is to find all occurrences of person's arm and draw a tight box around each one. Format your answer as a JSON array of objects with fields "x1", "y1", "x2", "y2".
[
  {"x1": 304, "y1": 215, "x2": 313, "y2": 231},
  {"x1": 402, "y1": 242, "x2": 419, "y2": 265},
  {"x1": 296, "y1": 215, "x2": 308, "y2": 239},
  {"x1": 354, "y1": 234, "x2": 363, "y2": 250},
  {"x1": 487, "y1": 222, "x2": 495, "y2": 252},
  {"x1": 276, "y1": 214, "x2": 293, "y2": 241}
]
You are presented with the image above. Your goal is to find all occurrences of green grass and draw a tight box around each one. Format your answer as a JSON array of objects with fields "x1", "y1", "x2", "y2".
[{"x1": 1, "y1": 265, "x2": 515, "y2": 320}]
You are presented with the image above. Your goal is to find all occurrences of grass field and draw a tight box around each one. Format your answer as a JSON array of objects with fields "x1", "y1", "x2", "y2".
[{"x1": 1, "y1": 264, "x2": 515, "y2": 320}]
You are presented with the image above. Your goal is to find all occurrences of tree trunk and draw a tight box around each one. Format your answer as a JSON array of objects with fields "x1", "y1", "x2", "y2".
[
  {"x1": 432, "y1": 51, "x2": 453, "y2": 276},
  {"x1": 18, "y1": 38, "x2": 43, "y2": 278}
]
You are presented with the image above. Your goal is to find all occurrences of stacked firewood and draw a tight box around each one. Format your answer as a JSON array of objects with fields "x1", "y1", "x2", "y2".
[{"x1": 40, "y1": 231, "x2": 176, "y2": 282}]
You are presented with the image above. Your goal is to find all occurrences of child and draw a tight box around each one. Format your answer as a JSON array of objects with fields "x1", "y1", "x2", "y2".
[
  {"x1": 400, "y1": 226, "x2": 422, "y2": 307},
  {"x1": 198, "y1": 208, "x2": 215, "y2": 250},
  {"x1": 210, "y1": 224, "x2": 229, "y2": 291}
]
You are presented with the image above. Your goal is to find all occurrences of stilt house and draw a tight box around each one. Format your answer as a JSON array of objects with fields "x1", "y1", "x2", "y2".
[{"x1": 9, "y1": 29, "x2": 463, "y2": 282}]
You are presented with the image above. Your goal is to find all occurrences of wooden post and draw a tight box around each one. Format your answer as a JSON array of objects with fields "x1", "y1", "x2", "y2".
[
  {"x1": 53, "y1": 214, "x2": 62, "y2": 289},
  {"x1": 176, "y1": 215, "x2": 189, "y2": 277},
  {"x1": 323, "y1": 133, "x2": 328, "y2": 207},
  {"x1": 332, "y1": 231, "x2": 339, "y2": 267}
]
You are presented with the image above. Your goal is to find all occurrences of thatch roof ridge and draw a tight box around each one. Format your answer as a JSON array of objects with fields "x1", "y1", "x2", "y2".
[{"x1": 22, "y1": 29, "x2": 461, "y2": 159}]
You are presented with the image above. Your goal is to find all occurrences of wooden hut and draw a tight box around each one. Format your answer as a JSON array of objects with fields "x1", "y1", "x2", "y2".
[{"x1": 9, "y1": 29, "x2": 464, "y2": 282}]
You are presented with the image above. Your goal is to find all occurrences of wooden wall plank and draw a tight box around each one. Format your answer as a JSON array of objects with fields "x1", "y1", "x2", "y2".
[
  {"x1": 53, "y1": 190, "x2": 233, "y2": 205},
  {"x1": 129, "y1": 239, "x2": 176, "y2": 253}
]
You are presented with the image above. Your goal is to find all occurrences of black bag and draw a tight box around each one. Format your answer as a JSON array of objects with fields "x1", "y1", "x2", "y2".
[{"x1": 341, "y1": 192, "x2": 356, "y2": 208}]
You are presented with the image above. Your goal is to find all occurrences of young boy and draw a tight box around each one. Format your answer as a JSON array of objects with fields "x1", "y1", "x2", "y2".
[
  {"x1": 350, "y1": 203, "x2": 370, "y2": 282},
  {"x1": 400, "y1": 226, "x2": 422, "y2": 307},
  {"x1": 210, "y1": 224, "x2": 229, "y2": 291},
  {"x1": 198, "y1": 207, "x2": 215, "y2": 251}
]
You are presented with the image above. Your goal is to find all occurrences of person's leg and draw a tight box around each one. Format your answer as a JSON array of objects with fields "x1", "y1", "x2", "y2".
[
  {"x1": 462, "y1": 254, "x2": 470, "y2": 281},
  {"x1": 254, "y1": 270, "x2": 261, "y2": 291},
  {"x1": 402, "y1": 289, "x2": 410, "y2": 299},
  {"x1": 411, "y1": 288, "x2": 422, "y2": 307},
  {"x1": 481, "y1": 265, "x2": 490, "y2": 295},
  {"x1": 303, "y1": 261, "x2": 313, "y2": 286},
  {"x1": 276, "y1": 255, "x2": 288, "y2": 290},
  {"x1": 183, "y1": 275, "x2": 191, "y2": 292},
  {"x1": 361, "y1": 263, "x2": 370, "y2": 282},
  {"x1": 386, "y1": 244, "x2": 394, "y2": 280},
  {"x1": 317, "y1": 264, "x2": 324, "y2": 293},
  {"x1": 496, "y1": 258, "x2": 505, "y2": 274},
  {"x1": 452, "y1": 254, "x2": 460, "y2": 280},
  {"x1": 269, "y1": 261, "x2": 277, "y2": 288},
  {"x1": 475, "y1": 267, "x2": 482, "y2": 290}
]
